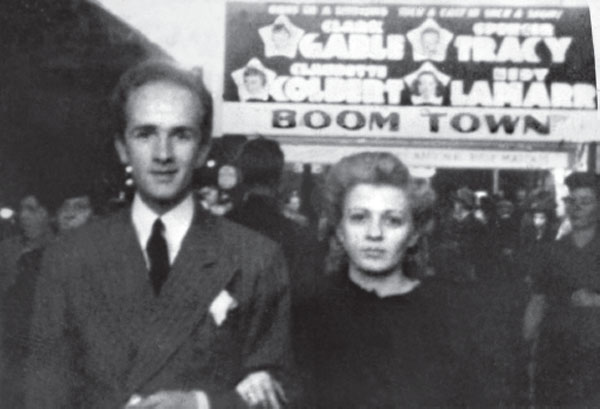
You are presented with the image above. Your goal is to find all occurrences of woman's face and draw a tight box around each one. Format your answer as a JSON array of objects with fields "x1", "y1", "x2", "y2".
[
  {"x1": 417, "y1": 73, "x2": 437, "y2": 99},
  {"x1": 18, "y1": 195, "x2": 51, "y2": 241},
  {"x1": 337, "y1": 184, "x2": 417, "y2": 277},
  {"x1": 57, "y1": 196, "x2": 93, "y2": 231},
  {"x1": 565, "y1": 187, "x2": 599, "y2": 231}
]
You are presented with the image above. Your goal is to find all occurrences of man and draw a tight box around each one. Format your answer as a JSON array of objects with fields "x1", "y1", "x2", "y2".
[
  {"x1": 434, "y1": 187, "x2": 485, "y2": 282},
  {"x1": 227, "y1": 138, "x2": 320, "y2": 406},
  {"x1": 523, "y1": 173, "x2": 600, "y2": 407},
  {"x1": 420, "y1": 28, "x2": 441, "y2": 59},
  {"x1": 0, "y1": 191, "x2": 55, "y2": 409},
  {"x1": 25, "y1": 61, "x2": 291, "y2": 409}
]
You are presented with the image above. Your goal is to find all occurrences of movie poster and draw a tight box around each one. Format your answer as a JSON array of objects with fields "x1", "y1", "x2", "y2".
[{"x1": 222, "y1": 2, "x2": 597, "y2": 142}]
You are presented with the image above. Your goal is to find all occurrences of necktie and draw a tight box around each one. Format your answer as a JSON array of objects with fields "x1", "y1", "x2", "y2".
[{"x1": 147, "y1": 218, "x2": 170, "y2": 295}]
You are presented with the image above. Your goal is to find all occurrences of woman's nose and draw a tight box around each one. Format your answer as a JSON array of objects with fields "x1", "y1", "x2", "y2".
[{"x1": 366, "y1": 219, "x2": 383, "y2": 239}]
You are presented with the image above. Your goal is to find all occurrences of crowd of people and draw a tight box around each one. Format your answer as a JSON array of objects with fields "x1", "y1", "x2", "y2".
[{"x1": 0, "y1": 60, "x2": 599, "y2": 409}]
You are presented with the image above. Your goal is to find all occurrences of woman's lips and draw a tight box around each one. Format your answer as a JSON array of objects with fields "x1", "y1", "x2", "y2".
[{"x1": 362, "y1": 248, "x2": 386, "y2": 258}]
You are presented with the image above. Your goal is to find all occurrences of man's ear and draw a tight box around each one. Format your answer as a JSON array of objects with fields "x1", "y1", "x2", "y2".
[
  {"x1": 114, "y1": 137, "x2": 129, "y2": 165},
  {"x1": 195, "y1": 142, "x2": 212, "y2": 169}
]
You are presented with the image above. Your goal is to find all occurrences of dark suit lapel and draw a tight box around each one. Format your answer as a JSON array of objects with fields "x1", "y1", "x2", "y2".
[
  {"x1": 126, "y1": 210, "x2": 237, "y2": 392},
  {"x1": 93, "y1": 210, "x2": 151, "y2": 346}
]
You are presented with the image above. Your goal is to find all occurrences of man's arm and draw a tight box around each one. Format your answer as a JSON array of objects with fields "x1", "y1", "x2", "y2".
[
  {"x1": 126, "y1": 247, "x2": 292, "y2": 409},
  {"x1": 242, "y1": 247, "x2": 291, "y2": 374},
  {"x1": 24, "y1": 243, "x2": 79, "y2": 409}
]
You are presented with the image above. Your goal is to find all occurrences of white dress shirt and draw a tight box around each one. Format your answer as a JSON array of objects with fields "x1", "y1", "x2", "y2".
[
  {"x1": 129, "y1": 193, "x2": 210, "y2": 409},
  {"x1": 131, "y1": 193, "x2": 195, "y2": 266}
]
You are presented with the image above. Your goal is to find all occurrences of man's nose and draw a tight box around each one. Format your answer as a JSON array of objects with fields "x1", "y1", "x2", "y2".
[{"x1": 153, "y1": 134, "x2": 173, "y2": 162}]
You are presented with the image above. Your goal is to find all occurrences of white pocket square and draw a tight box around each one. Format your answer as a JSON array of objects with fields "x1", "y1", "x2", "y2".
[{"x1": 209, "y1": 290, "x2": 238, "y2": 326}]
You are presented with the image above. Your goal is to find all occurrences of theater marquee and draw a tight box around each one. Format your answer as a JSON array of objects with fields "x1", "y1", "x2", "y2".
[{"x1": 222, "y1": 2, "x2": 597, "y2": 142}]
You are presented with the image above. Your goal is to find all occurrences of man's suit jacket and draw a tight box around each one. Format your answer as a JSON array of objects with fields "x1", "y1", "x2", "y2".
[{"x1": 25, "y1": 208, "x2": 291, "y2": 409}]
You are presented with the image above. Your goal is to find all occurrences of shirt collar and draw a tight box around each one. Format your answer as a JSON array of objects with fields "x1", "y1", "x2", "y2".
[{"x1": 131, "y1": 194, "x2": 195, "y2": 264}]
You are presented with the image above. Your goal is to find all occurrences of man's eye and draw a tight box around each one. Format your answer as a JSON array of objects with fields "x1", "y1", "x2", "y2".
[
  {"x1": 132, "y1": 129, "x2": 154, "y2": 139},
  {"x1": 172, "y1": 130, "x2": 195, "y2": 140}
]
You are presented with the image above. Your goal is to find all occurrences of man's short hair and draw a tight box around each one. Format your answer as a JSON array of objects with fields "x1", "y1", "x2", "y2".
[
  {"x1": 111, "y1": 60, "x2": 213, "y2": 144},
  {"x1": 237, "y1": 137, "x2": 284, "y2": 187},
  {"x1": 565, "y1": 172, "x2": 600, "y2": 199}
]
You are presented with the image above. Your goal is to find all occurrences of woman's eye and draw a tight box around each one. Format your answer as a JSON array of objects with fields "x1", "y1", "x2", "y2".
[
  {"x1": 384, "y1": 216, "x2": 404, "y2": 226},
  {"x1": 348, "y1": 213, "x2": 367, "y2": 223}
]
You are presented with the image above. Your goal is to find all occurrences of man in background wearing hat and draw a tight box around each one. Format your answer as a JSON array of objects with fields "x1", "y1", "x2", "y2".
[{"x1": 434, "y1": 186, "x2": 485, "y2": 283}]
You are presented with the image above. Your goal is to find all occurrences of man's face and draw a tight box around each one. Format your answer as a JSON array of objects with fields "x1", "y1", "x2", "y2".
[
  {"x1": 452, "y1": 201, "x2": 469, "y2": 221},
  {"x1": 218, "y1": 165, "x2": 238, "y2": 190},
  {"x1": 421, "y1": 30, "x2": 440, "y2": 55},
  {"x1": 565, "y1": 187, "x2": 599, "y2": 231},
  {"x1": 18, "y1": 195, "x2": 50, "y2": 241},
  {"x1": 115, "y1": 81, "x2": 209, "y2": 212},
  {"x1": 272, "y1": 27, "x2": 291, "y2": 49},
  {"x1": 57, "y1": 195, "x2": 93, "y2": 231},
  {"x1": 532, "y1": 212, "x2": 548, "y2": 229}
]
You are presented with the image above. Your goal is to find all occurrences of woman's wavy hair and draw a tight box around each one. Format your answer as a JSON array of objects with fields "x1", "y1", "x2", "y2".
[{"x1": 322, "y1": 152, "x2": 435, "y2": 277}]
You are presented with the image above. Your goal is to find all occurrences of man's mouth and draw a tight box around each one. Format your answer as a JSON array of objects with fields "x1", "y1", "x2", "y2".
[{"x1": 151, "y1": 169, "x2": 178, "y2": 181}]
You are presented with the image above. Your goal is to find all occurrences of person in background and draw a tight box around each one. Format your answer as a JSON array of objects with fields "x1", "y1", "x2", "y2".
[
  {"x1": 25, "y1": 60, "x2": 292, "y2": 409},
  {"x1": 56, "y1": 188, "x2": 95, "y2": 232},
  {"x1": 0, "y1": 190, "x2": 56, "y2": 409},
  {"x1": 434, "y1": 186, "x2": 484, "y2": 282},
  {"x1": 492, "y1": 199, "x2": 521, "y2": 279},
  {"x1": 523, "y1": 172, "x2": 600, "y2": 408},
  {"x1": 519, "y1": 194, "x2": 557, "y2": 285},
  {"x1": 0, "y1": 191, "x2": 55, "y2": 296},
  {"x1": 314, "y1": 152, "x2": 461, "y2": 409},
  {"x1": 282, "y1": 190, "x2": 308, "y2": 227},
  {"x1": 228, "y1": 137, "x2": 320, "y2": 407},
  {"x1": 196, "y1": 184, "x2": 219, "y2": 212}
]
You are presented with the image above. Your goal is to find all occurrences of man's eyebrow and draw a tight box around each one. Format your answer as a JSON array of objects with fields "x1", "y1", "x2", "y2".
[
  {"x1": 169, "y1": 125, "x2": 198, "y2": 133},
  {"x1": 130, "y1": 124, "x2": 157, "y2": 133}
]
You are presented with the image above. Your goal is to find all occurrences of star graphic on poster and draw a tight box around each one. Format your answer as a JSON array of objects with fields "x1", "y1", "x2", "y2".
[
  {"x1": 259, "y1": 15, "x2": 305, "y2": 59},
  {"x1": 407, "y1": 18, "x2": 454, "y2": 62},
  {"x1": 403, "y1": 62, "x2": 451, "y2": 106},
  {"x1": 231, "y1": 58, "x2": 277, "y2": 102}
]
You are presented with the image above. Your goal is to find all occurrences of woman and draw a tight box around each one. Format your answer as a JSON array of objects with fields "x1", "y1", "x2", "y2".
[
  {"x1": 524, "y1": 173, "x2": 600, "y2": 407},
  {"x1": 314, "y1": 152, "x2": 461, "y2": 409}
]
